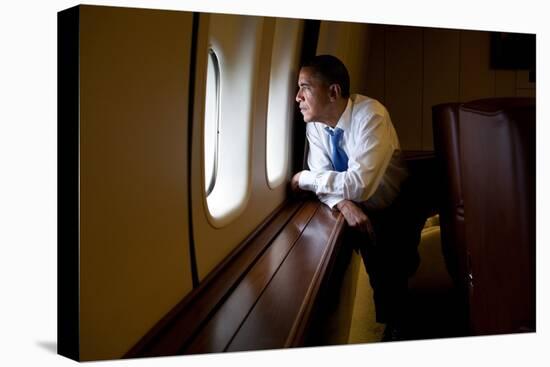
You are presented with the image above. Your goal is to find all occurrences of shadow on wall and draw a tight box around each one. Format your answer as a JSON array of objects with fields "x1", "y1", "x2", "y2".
[{"x1": 36, "y1": 341, "x2": 57, "y2": 354}]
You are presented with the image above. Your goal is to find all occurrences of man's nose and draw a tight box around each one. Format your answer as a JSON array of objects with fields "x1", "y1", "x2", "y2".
[{"x1": 295, "y1": 89, "x2": 302, "y2": 103}]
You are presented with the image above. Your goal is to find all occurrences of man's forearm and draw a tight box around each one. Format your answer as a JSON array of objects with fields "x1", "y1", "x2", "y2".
[{"x1": 336, "y1": 199, "x2": 355, "y2": 212}]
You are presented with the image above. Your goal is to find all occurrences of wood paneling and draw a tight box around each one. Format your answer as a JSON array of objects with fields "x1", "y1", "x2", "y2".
[
  {"x1": 185, "y1": 201, "x2": 318, "y2": 353},
  {"x1": 362, "y1": 25, "x2": 535, "y2": 151},
  {"x1": 459, "y1": 30, "x2": 495, "y2": 102},
  {"x1": 422, "y1": 28, "x2": 460, "y2": 151},
  {"x1": 226, "y1": 203, "x2": 344, "y2": 351},
  {"x1": 517, "y1": 70, "x2": 536, "y2": 89},
  {"x1": 126, "y1": 200, "x2": 302, "y2": 357},
  {"x1": 516, "y1": 88, "x2": 536, "y2": 97},
  {"x1": 495, "y1": 70, "x2": 516, "y2": 97},
  {"x1": 127, "y1": 199, "x2": 346, "y2": 356},
  {"x1": 364, "y1": 25, "x2": 385, "y2": 104},
  {"x1": 385, "y1": 26, "x2": 423, "y2": 150},
  {"x1": 516, "y1": 70, "x2": 536, "y2": 97}
]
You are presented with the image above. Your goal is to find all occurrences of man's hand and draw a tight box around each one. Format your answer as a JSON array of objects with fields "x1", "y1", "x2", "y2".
[
  {"x1": 290, "y1": 171, "x2": 305, "y2": 193},
  {"x1": 336, "y1": 200, "x2": 375, "y2": 238}
]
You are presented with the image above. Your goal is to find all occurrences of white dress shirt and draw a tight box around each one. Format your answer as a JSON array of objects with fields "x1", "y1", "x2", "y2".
[{"x1": 298, "y1": 94, "x2": 409, "y2": 210}]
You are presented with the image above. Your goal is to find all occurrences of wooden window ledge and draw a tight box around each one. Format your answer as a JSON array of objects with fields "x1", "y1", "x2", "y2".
[{"x1": 126, "y1": 199, "x2": 346, "y2": 357}]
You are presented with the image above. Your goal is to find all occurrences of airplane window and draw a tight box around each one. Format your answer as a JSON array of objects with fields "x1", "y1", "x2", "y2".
[
  {"x1": 204, "y1": 48, "x2": 220, "y2": 196},
  {"x1": 204, "y1": 14, "x2": 261, "y2": 227}
]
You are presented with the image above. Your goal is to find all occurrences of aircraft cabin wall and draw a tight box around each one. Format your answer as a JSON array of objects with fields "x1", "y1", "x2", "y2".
[
  {"x1": 363, "y1": 25, "x2": 536, "y2": 151},
  {"x1": 190, "y1": 14, "x2": 304, "y2": 281},
  {"x1": 78, "y1": 6, "x2": 194, "y2": 360},
  {"x1": 76, "y1": 6, "x2": 304, "y2": 360},
  {"x1": 316, "y1": 21, "x2": 372, "y2": 96},
  {"x1": 313, "y1": 21, "x2": 536, "y2": 152}
]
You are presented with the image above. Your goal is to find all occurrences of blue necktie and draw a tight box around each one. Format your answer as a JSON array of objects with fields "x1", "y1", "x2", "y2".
[{"x1": 325, "y1": 127, "x2": 348, "y2": 172}]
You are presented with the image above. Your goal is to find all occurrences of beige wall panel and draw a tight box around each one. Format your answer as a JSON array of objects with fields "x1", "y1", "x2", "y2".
[
  {"x1": 317, "y1": 21, "x2": 372, "y2": 96},
  {"x1": 317, "y1": 21, "x2": 351, "y2": 62},
  {"x1": 347, "y1": 23, "x2": 372, "y2": 96},
  {"x1": 422, "y1": 28, "x2": 460, "y2": 150},
  {"x1": 191, "y1": 15, "x2": 296, "y2": 281},
  {"x1": 385, "y1": 26, "x2": 423, "y2": 150},
  {"x1": 459, "y1": 30, "x2": 495, "y2": 102},
  {"x1": 495, "y1": 70, "x2": 517, "y2": 97},
  {"x1": 364, "y1": 25, "x2": 385, "y2": 104},
  {"x1": 79, "y1": 6, "x2": 193, "y2": 360}
]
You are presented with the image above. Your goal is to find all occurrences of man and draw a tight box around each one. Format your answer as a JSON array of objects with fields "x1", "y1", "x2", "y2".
[{"x1": 291, "y1": 54, "x2": 421, "y2": 341}]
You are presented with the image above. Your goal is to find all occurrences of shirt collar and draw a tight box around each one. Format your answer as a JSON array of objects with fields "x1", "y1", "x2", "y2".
[{"x1": 334, "y1": 98, "x2": 352, "y2": 132}]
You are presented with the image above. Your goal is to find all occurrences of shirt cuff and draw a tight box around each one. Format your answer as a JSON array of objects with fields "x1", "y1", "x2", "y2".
[
  {"x1": 298, "y1": 170, "x2": 317, "y2": 192},
  {"x1": 320, "y1": 195, "x2": 345, "y2": 210}
]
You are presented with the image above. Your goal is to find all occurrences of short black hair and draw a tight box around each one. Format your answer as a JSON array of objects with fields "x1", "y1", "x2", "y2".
[{"x1": 303, "y1": 55, "x2": 350, "y2": 98}]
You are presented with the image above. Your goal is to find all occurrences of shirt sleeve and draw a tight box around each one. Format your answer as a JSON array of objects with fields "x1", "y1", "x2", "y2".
[
  {"x1": 298, "y1": 124, "x2": 345, "y2": 209},
  {"x1": 300, "y1": 113, "x2": 395, "y2": 206}
]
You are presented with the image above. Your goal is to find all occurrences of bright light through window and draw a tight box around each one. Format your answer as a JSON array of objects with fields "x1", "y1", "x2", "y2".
[
  {"x1": 204, "y1": 48, "x2": 220, "y2": 196},
  {"x1": 266, "y1": 19, "x2": 302, "y2": 188}
]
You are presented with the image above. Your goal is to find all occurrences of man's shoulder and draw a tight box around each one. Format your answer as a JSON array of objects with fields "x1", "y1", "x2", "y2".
[{"x1": 350, "y1": 94, "x2": 388, "y2": 118}]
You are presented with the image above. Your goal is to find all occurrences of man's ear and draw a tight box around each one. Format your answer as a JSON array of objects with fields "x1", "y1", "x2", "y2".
[{"x1": 329, "y1": 84, "x2": 342, "y2": 101}]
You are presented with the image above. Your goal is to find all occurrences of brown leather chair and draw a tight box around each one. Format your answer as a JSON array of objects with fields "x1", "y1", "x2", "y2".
[
  {"x1": 432, "y1": 97, "x2": 535, "y2": 336},
  {"x1": 432, "y1": 103, "x2": 467, "y2": 291}
]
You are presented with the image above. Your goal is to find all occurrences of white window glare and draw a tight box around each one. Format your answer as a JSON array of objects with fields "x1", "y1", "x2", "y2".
[
  {"x1": 204, "y1": 48, "x2": 220, "y2": 196},
  {"x1": 266, "y1": 19, "x2": 302, "y2": 188}
]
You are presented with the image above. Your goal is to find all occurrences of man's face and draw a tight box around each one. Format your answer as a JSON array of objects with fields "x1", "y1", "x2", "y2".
[{"x1": 296, "y1": 67, "x2": 331, "y2": 123}]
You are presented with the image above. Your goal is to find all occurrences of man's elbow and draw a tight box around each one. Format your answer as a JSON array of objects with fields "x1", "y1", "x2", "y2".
[{"x1": 344, "y1": 182, "x2": 375, "y2": 203}]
